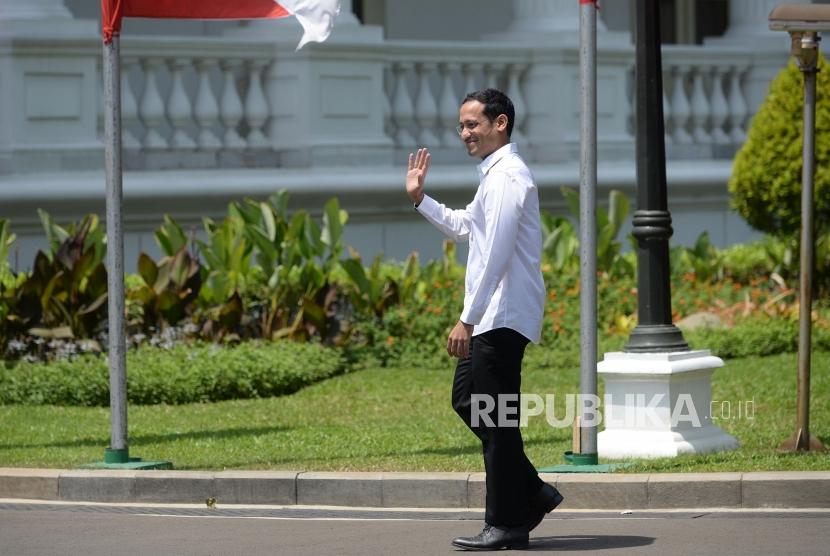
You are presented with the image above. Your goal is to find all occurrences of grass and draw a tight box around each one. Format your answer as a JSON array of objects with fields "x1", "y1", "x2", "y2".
[{"x1": 0, "y1": 351, "x2": 828, "y2": 473}]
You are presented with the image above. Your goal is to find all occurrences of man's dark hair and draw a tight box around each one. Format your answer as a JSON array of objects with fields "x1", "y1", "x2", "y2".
[{"x1": 462, "y1": 88, "x2": 515, "y2": 139}]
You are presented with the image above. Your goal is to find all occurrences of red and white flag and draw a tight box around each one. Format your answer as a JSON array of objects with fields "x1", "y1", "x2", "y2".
[{"x1": 101, "y1": 0, "x2": 340, "y2": 49}]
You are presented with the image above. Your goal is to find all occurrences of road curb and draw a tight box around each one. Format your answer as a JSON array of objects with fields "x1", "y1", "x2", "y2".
[{"x1": 0, "y1": 468, "x2": 828, "y2": 509}]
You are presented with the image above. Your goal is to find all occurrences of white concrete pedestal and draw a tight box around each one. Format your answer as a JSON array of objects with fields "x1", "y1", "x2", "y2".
[{"x1": 598, "y1": 350, "x2": 739, "y2": 458}]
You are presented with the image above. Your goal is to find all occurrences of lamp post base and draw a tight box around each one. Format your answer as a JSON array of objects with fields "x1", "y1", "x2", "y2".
[
  {"x1": 598, "y1": 350, "x2": 739, "y2": 459},
  {"x1": 623, "y1": 324, "x2": 690, "y2": 353},
  {"x1": 778, "y1": 430, "x2": 826, "y2": 453}
]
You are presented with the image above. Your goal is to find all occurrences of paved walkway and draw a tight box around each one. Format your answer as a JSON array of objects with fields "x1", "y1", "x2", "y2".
[{"x1": 2, "y1": 500, "x2": 829, "y2": 555}]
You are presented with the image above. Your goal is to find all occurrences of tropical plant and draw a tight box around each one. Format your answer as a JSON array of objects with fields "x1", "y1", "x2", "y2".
[
  {"x1": 0, "y1": 220, "x2": 24, "y2": 354},
  {"x1": 129, "y1": 216, "x2": 201, "y2": 331},
  {"x1": 671, "y1": 231, "x2": 725, "y2": 282},
  {"x1": 543, "y1": 187, "x2": 633, "y2": 277},
  {"x1": 18, "y1": 213, "x2": 108, "y2": 341}
]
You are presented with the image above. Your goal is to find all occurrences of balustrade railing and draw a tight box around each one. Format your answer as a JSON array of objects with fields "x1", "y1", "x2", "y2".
[
  {"x1": 83, "y1": 39, "x2": 756, "y2": 169},
  {"x1": 379, "y1": 42, "x2": 531, "y2": 152},
  {"x1": 655, "y1": 46, "x2": 751, "y2": 156},
  {"x1": 96, "y1": 37, "x2": 274, "y2": 167}
]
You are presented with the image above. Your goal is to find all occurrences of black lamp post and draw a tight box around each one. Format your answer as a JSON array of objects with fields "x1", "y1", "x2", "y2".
[{"x1": 624, "y1": 0, "x2": 690, "y2": 353}]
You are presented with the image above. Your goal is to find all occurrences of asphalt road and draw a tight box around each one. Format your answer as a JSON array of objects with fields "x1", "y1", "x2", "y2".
[{"x1": 2, "y1": 501, "x2": 829, "y2": 556}]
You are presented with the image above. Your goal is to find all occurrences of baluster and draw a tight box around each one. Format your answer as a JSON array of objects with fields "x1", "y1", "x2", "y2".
[
  {"x1": 166, "y1": 58, "x2": 196, "y2": 149},
  {"x1": 710, "y1": 66, "x2": 731, "y2": 145},
  {"x1": 220, "y1": 59, "x2": 245, "y2": 148},
  {"x1": 506, "y1": 63, "x2": 527, "y2": 144},
  {"x1": 438, "y1": 63, "x2": 459, "y2": 147},
  {"x1": 194, "y1": 59, "x2": 222, "y2": 150},
  {"x1": 245, "y1": 59, "x2": 270, "y2": 148},
  {"x1": 462, "y1": 63, "x2": 479, "y2": 96},
  {"x1": 689, "y1": 66, "x2": 711, "y2": 144},
  {"x1": 727, "y1": 67, "x2": 748, "y2": 144},
  {"x1": 121, "y1": 58, "x2": 141, "y2": 149},
  {"x1": 669, "y1": 65, "x2": 692, "y2": 144},
  {"x1": 663, "y1": 86, "x2": 673, "y2": 145},
  {"x1": 139, "y1": 58, "x2": 168, "y2": 148},
  {"x1": 627, "y1": 65, "x2": 636, "y2": 138},
  {"x1": 96, "y1": 61, "x2": 104, "y2": 140},
  {"x1": 484, "y1": 63, "x2": 502, "y2": 90},
  {"x1": 383, "y1": 66, "x2": 395, "y2": 139},
  {"x1": 391, "y1": 62, "x2": 416, "y2": 147},
  {"x1": 415, "y1": 62, "x2": 440, "y2": 146}
]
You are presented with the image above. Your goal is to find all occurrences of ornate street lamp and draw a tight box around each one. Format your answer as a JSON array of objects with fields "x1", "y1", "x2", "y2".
[
  {"x1": 624, "y1": 0, "x2": 690, "y2": 353},
  {"x1": 769, "y1": 4, "x2": 828, "y2": 453}
]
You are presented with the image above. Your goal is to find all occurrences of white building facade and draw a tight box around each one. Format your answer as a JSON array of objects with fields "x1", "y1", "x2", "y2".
[{"x1": 0, "y1": 0, "x2": 814, "y2": 267}]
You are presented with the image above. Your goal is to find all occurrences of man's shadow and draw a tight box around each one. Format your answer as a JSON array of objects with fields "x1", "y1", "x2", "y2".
[{"x1": 526, "y1": 534, "x2": 655, "y2": 551}]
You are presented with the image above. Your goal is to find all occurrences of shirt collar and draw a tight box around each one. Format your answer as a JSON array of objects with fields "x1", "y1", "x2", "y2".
[{"x1": 477, "y1": 143, "x2": 517, "y2": 181}]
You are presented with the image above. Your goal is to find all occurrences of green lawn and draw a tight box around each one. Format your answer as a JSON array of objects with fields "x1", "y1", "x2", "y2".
[{"x1": 0, "y1": 351, "x2": 828, "y2": 472}]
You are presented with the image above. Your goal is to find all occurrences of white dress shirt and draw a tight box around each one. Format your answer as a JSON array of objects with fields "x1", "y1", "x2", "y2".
[{"x1": 416, "y1": 143, "x2": 546, "y2": 343}]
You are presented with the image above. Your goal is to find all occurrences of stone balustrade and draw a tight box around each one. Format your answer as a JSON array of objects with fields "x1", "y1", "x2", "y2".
[
  {"x1": 378, "y1": 42, "x2": 531, "y2": 152},
  {"x1": 657, "y1": 46, "x2": 753, "y2": 158},
  {"x1": 105, "y1": 38, "x2": 275, "y2": 169},
  {"x1": 1, "y1": 34, "x2": 760, "y2": 175}
]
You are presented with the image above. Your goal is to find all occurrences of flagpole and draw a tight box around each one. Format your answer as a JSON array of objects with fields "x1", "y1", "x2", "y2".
[
  {"x1": 102, "y1": 35, "x2": 129, "y2": 464},
  {"x1": 577, "y1": 0, "x2": 598, "y2": 464}
]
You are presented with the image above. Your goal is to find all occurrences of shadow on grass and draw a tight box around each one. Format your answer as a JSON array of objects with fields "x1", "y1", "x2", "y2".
[
  {"x1": 0, "y1": 425, "x2": 291, "y2": 450},
  {"x1": 404, "y1": 436, "x2": 557, "y2": 458},
  {"x1": 219, "y1": 437, "x2": 557, "y2": 469},
  {"x1": 527, "y1": 534, "x2": 655, "y2": 551}
]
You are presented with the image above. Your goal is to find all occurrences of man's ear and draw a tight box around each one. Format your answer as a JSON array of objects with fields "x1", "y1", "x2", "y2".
[{"x1": 496, "y1": 114, "x2": 509, "y2": 133}]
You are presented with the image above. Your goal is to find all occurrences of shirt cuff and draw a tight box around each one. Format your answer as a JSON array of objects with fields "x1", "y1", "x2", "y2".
[{"x1": 414, "y1": 194, "x2": 438, "y2": 215}]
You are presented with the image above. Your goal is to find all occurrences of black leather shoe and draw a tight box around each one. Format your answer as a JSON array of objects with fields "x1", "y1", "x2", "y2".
[
  {"x1": 451, "y1": 524, "x2": 529, "y2": 551},
  {"x1": 525, "y1": 483, "x2": 564, "y2": 532}
]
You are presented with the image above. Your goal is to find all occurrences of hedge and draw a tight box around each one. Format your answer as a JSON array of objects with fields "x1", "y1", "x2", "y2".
[{"x1": 0, "y1": 341, "x2": 345, "y2": 406}]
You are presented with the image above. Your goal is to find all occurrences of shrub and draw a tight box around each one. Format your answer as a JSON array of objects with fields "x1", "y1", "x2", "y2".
[
  {"x1": 0, "y1": 341, "x2": 344, "y2": 406},
  {"x1": 729, "y1": 56, "x2": 830, "y2": 237},
  {"x1": 686, "y1": 316, "x2": 830, "y2": 359}
]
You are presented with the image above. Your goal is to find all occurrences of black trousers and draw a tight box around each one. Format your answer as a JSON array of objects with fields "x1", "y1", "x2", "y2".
[{"x1": 452, "y1": 327, "x2": 545, "y2": 527}]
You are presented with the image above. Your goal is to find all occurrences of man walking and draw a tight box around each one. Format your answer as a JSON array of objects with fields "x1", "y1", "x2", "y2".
[{"x1": 405, "y1": 88, "x2": 563, "y2": 550}]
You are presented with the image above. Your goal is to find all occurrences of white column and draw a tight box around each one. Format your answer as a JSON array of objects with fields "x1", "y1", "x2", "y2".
[
  {"x1": 507, "y1": 0, "x2": 605, "y2": 34},
  {"x1": 721, "y1": 0, "x2": 811, "y2": 44},
  {"x1": 598, "y1": 351, "x2": 739, "y2": 458}
]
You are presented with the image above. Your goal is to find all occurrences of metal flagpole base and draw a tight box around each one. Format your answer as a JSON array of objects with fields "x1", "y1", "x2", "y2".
[
  {"x1": 537, "y1": 451, "x2": 630, "y2": 473},
  {"x1": 81, "y1": 448, "x2": 173, "y2": 470},
  {"x1": 778, "y1": 430, "x2": 826, "y2": 453}
]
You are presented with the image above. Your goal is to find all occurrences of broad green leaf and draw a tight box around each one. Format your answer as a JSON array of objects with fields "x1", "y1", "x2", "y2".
[
  {"x1": 137, "y1": 253, "x2": 158, "y2": 287},
  {"x1": 341, "y1": 258, "x2": 370, "y2": 294},
  {"x1": 261, "y1": 202, "x2": 277, "y2": 242}
]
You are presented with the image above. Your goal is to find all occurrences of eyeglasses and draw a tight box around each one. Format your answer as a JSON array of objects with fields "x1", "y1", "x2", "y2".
[{"x1": 455, "y1": 120, "x2": 489, "y2": 135}]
